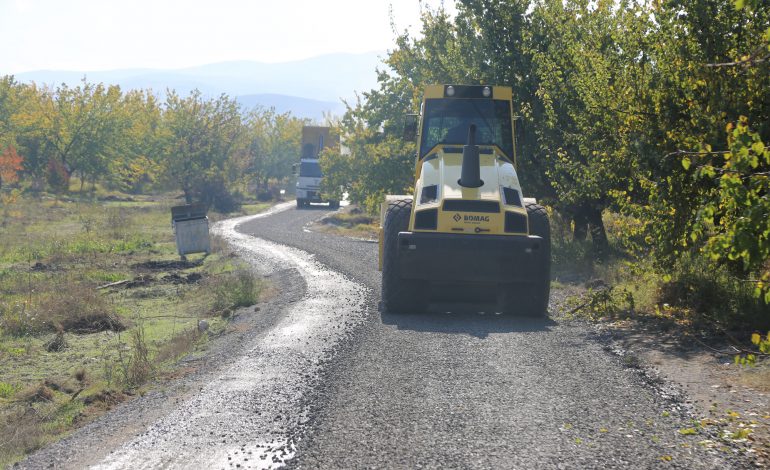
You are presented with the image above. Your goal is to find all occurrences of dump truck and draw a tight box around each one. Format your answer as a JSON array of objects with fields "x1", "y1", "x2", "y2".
[
  {"x1": 379, "y1": 85, "x2": 551, "y2": 316},
  {"x1": 295, "y1": 126, "x2": 339, "y2": 209}
]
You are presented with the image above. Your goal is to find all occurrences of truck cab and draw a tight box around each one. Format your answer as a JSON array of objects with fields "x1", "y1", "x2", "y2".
[{"x1": 296, "y1": 126, "x2": 339, "y2": 209}]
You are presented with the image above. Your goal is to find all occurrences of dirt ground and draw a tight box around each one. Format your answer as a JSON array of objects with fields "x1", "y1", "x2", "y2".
[
  {"x1": 317, "y1": 208, "x2": 770, "y2": 465},
  {"x1": 585, "y1": 316, "x2": 770, "y2": 466}
]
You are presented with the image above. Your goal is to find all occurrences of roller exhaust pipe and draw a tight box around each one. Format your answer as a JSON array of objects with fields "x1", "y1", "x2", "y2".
[{"x1": 459, "y1": 124, "x2": 483, "y2": 188}]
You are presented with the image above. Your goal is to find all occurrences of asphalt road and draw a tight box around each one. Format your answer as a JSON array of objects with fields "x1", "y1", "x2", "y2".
[
  {"x1": 237, "y1": 205, "x2": 739, "y2": 469},
  {"x1": 18, "y1": 203, "x2": 744, "y2": 469}
]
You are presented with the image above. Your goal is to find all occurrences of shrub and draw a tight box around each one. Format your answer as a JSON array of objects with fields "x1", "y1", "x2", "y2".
[
  {"x1": 35, "y1": 283, "x2": 127, "y2": 334},
  {"x1": 126, "y1": 327, "x2": 152, "y2": 387},
  {"x1": 659, "y1": 253, "x2": 770, "y2": 328},
  {"x1": 0, "y1": 382, "x2": 17, "y2": 399},
  {"x1": 0, "y1": 300, "x2": 35, "y2": 337},
  {"x1": 192, "y1": 176, "x2": 241, "y2": 213},
  {"x1": 209, "y1": 270, "x2": 262, "y2": 314},
  {"x1": 103, "y1": 207, "x2": 133, "y2": 240}
]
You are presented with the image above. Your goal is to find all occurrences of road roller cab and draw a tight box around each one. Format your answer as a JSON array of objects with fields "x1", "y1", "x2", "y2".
[{"x1": 379, "y1": 84, "x2": 551, "y2": 315}]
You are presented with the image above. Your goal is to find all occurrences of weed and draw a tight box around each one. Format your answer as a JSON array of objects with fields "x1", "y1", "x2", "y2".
[
  {"x1": 0, "y1": 300, "x2": 35, "y2": 337},
  {"x1": 0, "y1": 407, "x2": 47, "y2": 467},
  {"x1": 214, "y1": 270, "x2": 262, "y2": 313},
  {"x1": 153, "y1": 328, "x2": 200, "y2": 365},
  {"x1": 34, "y1": 283, "x2": 127, "y2": 335},
  {"x1": 0, "y1": 382, "x2": 17, "y2": 399},
  {"x1": 565, "y1": 286, "x2": 635, "y2": 320},
  {"x1": 103, "y1": 207, "x2": 133, "y2": 240},
  {"x1": 43, "y1": 329, "x2": 67, "y2": 353},
  {"x1": 128, "y1": 326, "x2": 152, "y2": 387},
  {"x1": 78, "y1": 213, "x2": 98, "y2": 234},
  {"x1": 315, "y1": 208, "x2": 379, "y2": 239},
  {"x1": 19, "y1": 383, "x2": 54, "y2": 404},
  {"x1": 658, "y1": 253, "x2": 770, "y2": 329},
  {"x1": 74, "y1": 369, "x2": 87, "y2": 384},
  {"x1": 209, "y1": 234, "x2": 231, "y2": 255},
  {"x1": 115, "y1": 326, "x2": 153, "y2": 389}
]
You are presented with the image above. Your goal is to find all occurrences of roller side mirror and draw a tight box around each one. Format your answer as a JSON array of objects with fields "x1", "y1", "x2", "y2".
[{"x1": 403, "y1": 114, "x2": 418, "y2": 141}]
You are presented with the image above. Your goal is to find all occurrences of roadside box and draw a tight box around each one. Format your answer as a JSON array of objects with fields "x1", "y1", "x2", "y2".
[{"x1": 171, "y1": 203, "x2": 210, "y2": 257}]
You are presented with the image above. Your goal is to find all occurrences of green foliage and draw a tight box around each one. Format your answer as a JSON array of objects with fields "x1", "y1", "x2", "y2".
[
  {"x1": 0, "y1": 382, "x2": 17, "y2": 399},
  {"x1": 0, "y1": 78, "x2": 304, "y2": 203},
  {"x1": 735, "y1": 331, "x2": 770, "y2": 366},
  {"x1": 0, "y1": 300, "x2": 35, "y2": 337},
  {"x1": 330, "y1": 0, "x2": 769, "y2": 319},
  {"x1": 238, "y1": 108, "x2": 304, "y2": 195},
  {"x1": 160, "y1": 90, "x2": 243, "y2": 210},
  {"x1": 690, "y1": 120, "x2": 770, "y2": 302},
  {"x1": 320, "y1": 119, "x2": 416, "y2": 213},
  {"x1": 210, "y1": 270, "x2": 262, "y2": 313},
  {"x1": 658, "y1": 253, "x2": 770, "y2": 325}
]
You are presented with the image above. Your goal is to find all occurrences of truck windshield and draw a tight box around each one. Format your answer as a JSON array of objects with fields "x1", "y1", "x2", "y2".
[
  {"x1": 299, "y1": 161, "x2": 322, "y2": 178},
  {"x1": 419, "y1": 99, "x2": 513, "y2": 159}
]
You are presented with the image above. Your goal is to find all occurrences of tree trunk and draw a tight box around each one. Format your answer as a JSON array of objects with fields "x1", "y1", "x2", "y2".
[
  {"x1": 587, "y1": 207, "x2": 609, "y2": 254},
  {"x1": 572, "y1": 209, "x2": 588, "y2": 241}
]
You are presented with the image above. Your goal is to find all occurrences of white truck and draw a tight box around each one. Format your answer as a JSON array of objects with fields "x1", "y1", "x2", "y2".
[{"x1": 295, "y1": 126, "x2": 339, "y2": 209}]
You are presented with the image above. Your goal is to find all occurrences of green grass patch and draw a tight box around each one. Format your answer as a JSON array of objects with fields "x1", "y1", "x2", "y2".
[
  {"x1": 0, "y1": 191, "x2": 267, "y2": 466},
  {"x1": 0, "y1": 382, "x2": 18, "y2": 399}
]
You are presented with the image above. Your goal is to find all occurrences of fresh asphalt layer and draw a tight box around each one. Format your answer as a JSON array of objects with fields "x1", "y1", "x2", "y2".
[
  {"x1": 237, "y1": 205, "x2": 741, "y2": 469},
  {"x1": 17, "y1": 203, "x2": 745, "y2": 469}
]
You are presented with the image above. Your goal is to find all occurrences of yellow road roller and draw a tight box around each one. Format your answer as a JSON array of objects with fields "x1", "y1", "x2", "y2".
[{"x1": 379, "y1": 85, "x2": 550, "y2": 316}]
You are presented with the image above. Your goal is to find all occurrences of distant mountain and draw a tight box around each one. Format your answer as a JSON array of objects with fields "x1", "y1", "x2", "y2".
[
  {"x1": 10, "y1": 52, "x2": 384, "y2": 117},
  {"x1": 236, "y1": 94, "x2": 345, "y2": 122}
]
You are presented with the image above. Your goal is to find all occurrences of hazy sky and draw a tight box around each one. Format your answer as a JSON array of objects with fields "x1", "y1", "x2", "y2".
[{"x1": 0, "y1": 0, "x2": 455, "y2": 74}]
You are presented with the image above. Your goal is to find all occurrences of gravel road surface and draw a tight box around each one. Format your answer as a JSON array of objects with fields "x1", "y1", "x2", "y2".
[
  {"x1": 18, "y1": 203, "x2": 745, "y2": 469},
  {"x1": 237, "y1": 205, "x2": 742, "y2": 469}
]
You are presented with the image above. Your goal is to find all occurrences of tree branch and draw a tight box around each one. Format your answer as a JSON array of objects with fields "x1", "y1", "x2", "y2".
[{"x1": 705, "y1": 44, "x2": 770, "y2": 68}]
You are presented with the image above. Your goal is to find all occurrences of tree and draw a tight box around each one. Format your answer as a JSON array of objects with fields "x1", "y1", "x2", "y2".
[
  {"x1": 0, "y1": 76, "x2": 17, "y2": 153},
  {"x1": 161, "y1": 90, "x2": 243, "y2": 210},
  {"x1": 0, "y1": 145, "x2": 23, "y2": 189},
  {"x1": 239, "y1": 107, "x2": 304, "y2": 196},
  {"x1": 19, "y1": 80, "x2": 127, "y2": 191},
  {"x1": 107, "y1": 89, "x2": 164, "y2": 193}
]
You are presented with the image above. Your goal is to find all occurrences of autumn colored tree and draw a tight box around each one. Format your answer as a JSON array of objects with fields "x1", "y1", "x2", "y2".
[{"x1": 0, "y1": 145, "x2": 23, "y2": 189}]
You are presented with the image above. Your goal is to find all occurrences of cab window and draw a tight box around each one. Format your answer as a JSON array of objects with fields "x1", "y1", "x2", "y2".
[{"x1": 419, "y1": 99, "x2": 513, "y2": 159}]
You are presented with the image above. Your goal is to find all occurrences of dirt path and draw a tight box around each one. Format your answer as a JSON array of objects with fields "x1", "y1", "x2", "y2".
[
  {"x1": 18, "y1": 202, "x2": 368, "y2": 469},
  {"x1": 238, "y1": 206, "x2": 748, "y2": 469},
  {"x1": 18, "y1": 203, "x2": 756, "y2": 469}
]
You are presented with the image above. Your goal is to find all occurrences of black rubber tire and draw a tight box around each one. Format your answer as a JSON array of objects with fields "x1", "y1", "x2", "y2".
[
  {"x1": 500, "y1": 202, "x2": 551, "y2": 317},
  {"x1": 381, "y1": 199, "x2": 427, "y2": 314},
  {"x1": 296, "y1": 199, "x2": 305, "y2": 209},
  {"x1": 329, "y1": 200, "x2": 340, "y2": 209}
]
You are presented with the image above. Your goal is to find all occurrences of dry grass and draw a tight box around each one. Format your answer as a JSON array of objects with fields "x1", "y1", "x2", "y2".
[
  {"x1": 207, "y1": 269, "x2": 263, "y2": 315},
  {"x1": 153, "y1": 328, "x2": 201, "y2": 365},
  {"x1": 739, "y1": 365, "x2": 770, "y2": 393},
  {"x1": 37, "y1": 283, "x2": 127, "y2": 334},
  {"x1": 0, "y1": 191, "x2": 269, "y2": 466},
  {"x1": 314, "y1": 206, "x2": 378, "y2": 240}
]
